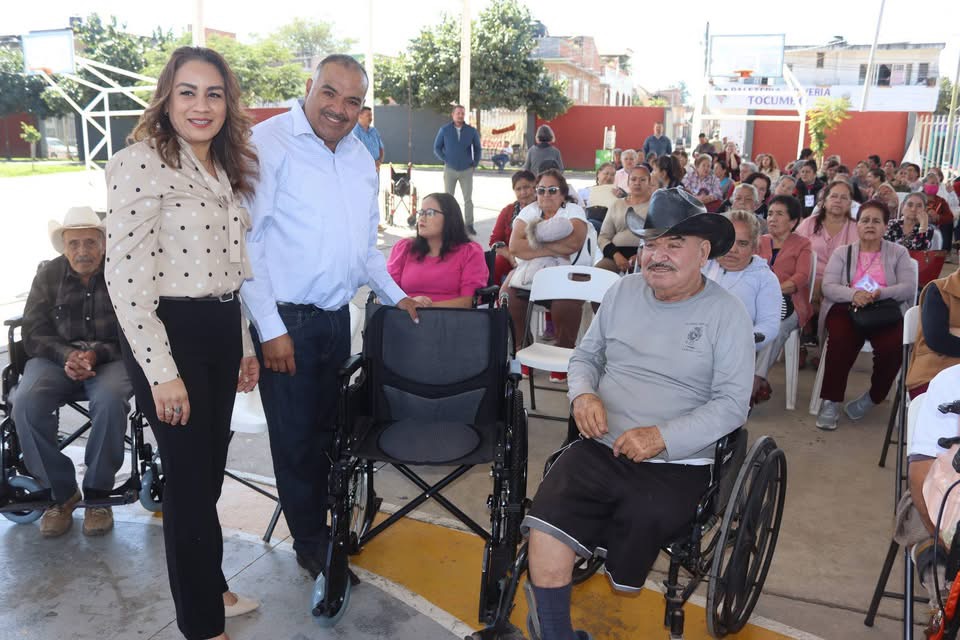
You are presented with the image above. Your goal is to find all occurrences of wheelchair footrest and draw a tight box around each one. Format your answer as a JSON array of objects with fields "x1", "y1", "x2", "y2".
[{"x1": 466, "y1": 622, "x2": 525, "y2": 640}]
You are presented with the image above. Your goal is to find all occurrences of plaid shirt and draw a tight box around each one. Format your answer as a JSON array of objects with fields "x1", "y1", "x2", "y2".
[{"x1": 22, "y1": 255, "x2": 121, "y2": 367}]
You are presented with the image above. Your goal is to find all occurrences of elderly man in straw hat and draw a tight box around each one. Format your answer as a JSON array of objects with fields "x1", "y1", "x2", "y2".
[
  {"x1": 518, "y1": 189, "x2": 755, "y2": 640},
  {"x1": 13, "y1": 206, "x2": 132, "y2": 537}
]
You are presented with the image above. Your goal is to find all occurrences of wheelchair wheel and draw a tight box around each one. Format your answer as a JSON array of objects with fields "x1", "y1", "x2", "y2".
[
  {"x1": 139, "y1": 461, "x2": 164, "y2": 513},
  {"x1": 348, "y1": 460, "x2": 377, "y2": 552},
  {"x1": 3, "y1": 475, "x2": 45, "y2": 524},
  {"x1": 571, "y1": 554, "x2": 604, "y2": 585},
  {"x1": 705, "y1": 436, "x2": 786, "y2": 638},
  {"x1": 311, "y1": 571, "x2": 352, "y2": 627}
]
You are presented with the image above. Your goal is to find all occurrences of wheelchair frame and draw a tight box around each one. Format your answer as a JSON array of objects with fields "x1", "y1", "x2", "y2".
[
  {"x1": 311, "y1": 305, "x2": 529, "y2": 628},
  {"x1": 0, "y1": 314, "x2": 162, "y2": 523},
  {"x1": 383, "y1": 162, "x2": 418, "y2": 228},
  {"x1": 473, "y1": 418, "x2": 787, "y2": 640}
]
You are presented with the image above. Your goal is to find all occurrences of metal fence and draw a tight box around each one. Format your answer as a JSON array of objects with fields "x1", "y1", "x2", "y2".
[{"x1": 914, "y1": 114, "x2": 960, "y2": 177}]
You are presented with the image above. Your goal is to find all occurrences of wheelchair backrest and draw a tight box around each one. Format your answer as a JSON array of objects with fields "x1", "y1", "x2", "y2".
[
  {"x1": 361, "y1": 306, "x2": 510, "y2": 428},
  {"x1": 710, "y1": 428, "x2": 748, "y2": 517}
]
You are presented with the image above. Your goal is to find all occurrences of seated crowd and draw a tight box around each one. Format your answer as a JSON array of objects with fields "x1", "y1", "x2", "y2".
[{"x1": 11, "y1": 45, "x2": 960, "y2": 640}]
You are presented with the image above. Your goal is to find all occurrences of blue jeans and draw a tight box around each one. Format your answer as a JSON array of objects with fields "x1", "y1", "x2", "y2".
[
  {"x1": 12, "y1": 358, "x2": 131, "y2": 501},
  {"x1": 252, "y1": 304, "x2": 351, "y2": 558}
]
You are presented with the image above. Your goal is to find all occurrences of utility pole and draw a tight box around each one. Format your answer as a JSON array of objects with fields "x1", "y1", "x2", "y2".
[
  {"x1": 365, "y1": 0, "x2": 375, "y2": 113},
  {"x1": 859, "y1": 0, "x2": 886, "y2": 112},
  {"x1": 459, "y1": 0, "x2": 471, "y2": 117},
  {"x1": 192, "y1": 0, "x2": 205, "y2": 47}
]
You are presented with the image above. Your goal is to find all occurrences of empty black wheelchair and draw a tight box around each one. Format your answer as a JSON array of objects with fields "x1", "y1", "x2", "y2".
[
  {"x1": 474, "y1": 417, "x2": 787, "y2": 640},
  {"x1": 0, "y1": 314, "x2": 163, "y2": 523},
  {"x1": 382, "y1": 163, "x2": 418, "y2": 228},
  {"x1": 311, "y1": 303, "x2": 529, "y2": 628}
]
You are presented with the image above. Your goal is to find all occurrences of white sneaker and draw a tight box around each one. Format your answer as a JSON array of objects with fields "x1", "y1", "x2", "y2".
[{"x1": 816, "y1": 400, "x2": 841, "y2": 430}]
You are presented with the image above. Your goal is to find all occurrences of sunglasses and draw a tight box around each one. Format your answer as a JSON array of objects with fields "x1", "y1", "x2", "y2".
[
  {"x1": 416, "y1": 208, "x2": 443, "y2": 218},
  {"x1": 535, "y1": 186, "x2": 561, "y2": 195}
]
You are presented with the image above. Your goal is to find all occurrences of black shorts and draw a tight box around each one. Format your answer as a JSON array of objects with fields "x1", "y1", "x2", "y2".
[{"x1": 521, "y1": 438, "x2": 711, "y2": 591}]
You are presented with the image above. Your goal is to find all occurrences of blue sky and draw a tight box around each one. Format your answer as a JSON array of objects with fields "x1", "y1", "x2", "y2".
[{"x1": 6, "y1": 0, "x2": 959, "y2": 93}]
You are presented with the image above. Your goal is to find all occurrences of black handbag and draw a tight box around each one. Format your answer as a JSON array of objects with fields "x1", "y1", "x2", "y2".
[{"x1": 845, "y1": 245, "x2": 902, "y2": 331}]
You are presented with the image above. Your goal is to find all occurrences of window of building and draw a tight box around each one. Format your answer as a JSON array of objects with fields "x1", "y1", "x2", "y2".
[
  {"x1": 891, "y1": 64, "x2": 906, "y2": 86},
  {"x1": 877, "y1": 64, "x2": 891, "y2": 87},
  {"x1": 859, "y1": 64, "x2": 867, "y2": 85},
  {"x1": 918, "y1": 63, "x2": 930, "y2": 84},
  {"x1": 572, "y1": 78, "x2": 581, "y2": 101},
  {"x1": 816, "y1": 52, "x2": 825, "y2": 68},
  {"x1": 582, "y1": 82, "x2": 590, "y2": 103}
]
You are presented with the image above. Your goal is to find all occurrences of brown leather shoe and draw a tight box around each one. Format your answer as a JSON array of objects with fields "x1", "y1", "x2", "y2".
[
  {"x1": 83, "y1": 506, "x2": 114, "y2": 536},
  {"x1": 39, "y1": 489, "x2": 81, "y2": 538}
]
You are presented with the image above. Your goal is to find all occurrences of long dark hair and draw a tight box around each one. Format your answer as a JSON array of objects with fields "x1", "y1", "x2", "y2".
[
  {"x1": 130, "y1": 46, "x2": 258, "y2": 197},
  {"x1": 813, "y1": 180, "x2": 853, "y2": 234},
  {"x1": 411, "y1": 192, "x2": 471, "y2": 261},
  {"x1": 657, "y1": 155, "x2": 682, "y2": 188}
]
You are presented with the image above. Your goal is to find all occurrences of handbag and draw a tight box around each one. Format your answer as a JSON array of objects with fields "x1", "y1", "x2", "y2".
[{"x1": 845, "y1": 245, "x2": 902, "y2": 331}]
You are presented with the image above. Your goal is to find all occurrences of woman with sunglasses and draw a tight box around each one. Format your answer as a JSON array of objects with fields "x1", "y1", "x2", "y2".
[
  {"x1": 504, "y1": 169, "x2": 589, "y2": 383},
  {"x1": 387, "y1": 192, "x2": 489, "y2": 308}
]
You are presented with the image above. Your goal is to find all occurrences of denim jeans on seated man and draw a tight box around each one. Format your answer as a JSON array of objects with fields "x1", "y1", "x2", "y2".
[
  {"x1": 13, "y1": 358, "x2": 131, "y2": 502},
  {"x1": 252, "y1": 304, "x2": 352, "y2": 564}
]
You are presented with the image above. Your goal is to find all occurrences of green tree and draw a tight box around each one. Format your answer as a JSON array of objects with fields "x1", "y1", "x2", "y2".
[
  {"x1": 19, "y1": 122, "x2": 42, "y2": 168},
  {"x1": 375, "y1": 0, "x2": 569, "y2": 119},
  {"x1": 269, "y1": 18, "x2": 354, "y2": 67},
  {"x1": 936, "y1": 76, "x2": 955, "y2": 115},
  {"x1": 806, "y1": 96, "x2": 851, "y2": 166},
  {"x1": 0, "y1": 47, "x2": 52, "y2": 118},
  {"x1": 143, "y1": 33, "x2": 307, "y2": 105}
]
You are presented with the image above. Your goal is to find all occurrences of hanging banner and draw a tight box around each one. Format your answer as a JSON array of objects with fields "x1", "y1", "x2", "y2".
[{"x1": 707, "y1": 84, "x2": 938, "y2": 112}]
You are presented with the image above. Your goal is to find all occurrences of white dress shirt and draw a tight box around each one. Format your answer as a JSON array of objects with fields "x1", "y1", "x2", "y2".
[{"x1": 240, "y1": 103, "x2": 406, "y2": 342}]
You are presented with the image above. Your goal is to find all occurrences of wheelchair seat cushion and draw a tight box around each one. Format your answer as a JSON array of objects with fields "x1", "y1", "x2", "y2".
[{"x1": 378, "y1": 419, "x2": 481, "y2": 463}]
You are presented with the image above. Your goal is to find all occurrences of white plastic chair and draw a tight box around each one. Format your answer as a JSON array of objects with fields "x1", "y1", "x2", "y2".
[
  {"x1": 783, "y1": 250, "x2": 817, "y2": 410},
  {"x1": 809, "y1": 260, "x2": 920, "y2": 416},
  {"x1": 516, "y1": 266, "x2": 619, "y2": 419}
]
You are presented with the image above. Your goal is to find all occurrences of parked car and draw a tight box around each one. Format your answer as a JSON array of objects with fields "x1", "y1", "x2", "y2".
[{"x1": 46, "y1": 137, "x2": 71, "y2": 159}]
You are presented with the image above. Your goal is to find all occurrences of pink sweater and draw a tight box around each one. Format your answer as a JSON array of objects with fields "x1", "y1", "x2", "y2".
[{"x1": 387, "y1": 238, "x2": 489, "y2": 302}]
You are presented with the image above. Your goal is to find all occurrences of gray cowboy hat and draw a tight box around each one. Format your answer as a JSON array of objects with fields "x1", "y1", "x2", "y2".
[{"x1": 625, "y1": 187, "x2": 734, "y2": 259}]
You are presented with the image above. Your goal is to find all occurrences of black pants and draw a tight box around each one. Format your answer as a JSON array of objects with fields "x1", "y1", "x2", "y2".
[{"x1": 120, "y1": 298, "x2": 241, "y2": 640}]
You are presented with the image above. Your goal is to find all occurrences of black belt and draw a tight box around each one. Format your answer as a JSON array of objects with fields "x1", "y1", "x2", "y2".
[
  {"x1": 277, "y1": 302, "x2": 348, "y2": 312},
  {"x1": 159, "y1": 291, "x2": 238, "y2": 303}
]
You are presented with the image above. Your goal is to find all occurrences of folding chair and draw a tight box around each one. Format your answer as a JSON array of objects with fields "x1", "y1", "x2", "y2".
[
  {"x1": 879, "y1": 305, "x2": 922, "y2": 468},
  {"x1": 516, "y1": 266, "x2": 619, "y2": 421},
  {"x1": 864, "y1": 391, "x2": 928, "y2": 638}
]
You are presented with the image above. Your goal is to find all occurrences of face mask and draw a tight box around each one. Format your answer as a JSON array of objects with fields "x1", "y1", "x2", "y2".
[{"x1": 924, "y1": 183, "x2": 939, "y2": 196}]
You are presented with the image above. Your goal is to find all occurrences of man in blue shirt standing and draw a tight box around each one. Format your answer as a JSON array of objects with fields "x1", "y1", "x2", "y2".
[
  {"x1": 352, "y1": 106, "x2": 383, "y2": 172},
  {"x1": 241, "y1": 54, "x2": 420, "y2": 579},
  {"x1": 434, "y1": 104, "x2": 482, "y2": 235},
  {"x1": 642, "y1": 122, "x2": 672, "y2": 159}
]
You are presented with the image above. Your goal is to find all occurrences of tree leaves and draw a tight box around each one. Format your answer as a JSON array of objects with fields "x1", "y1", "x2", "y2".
[{"x1": 374, "y1": 0, "x2": 570, "y2": 119}]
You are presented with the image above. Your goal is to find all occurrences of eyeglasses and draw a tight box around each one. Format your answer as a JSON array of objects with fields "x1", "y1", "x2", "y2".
[
  {"x1": 535, "y1": 186, "x2": 561, "y2": 195},
  {"x1": 416, "y1": 208, "x2": 443, "y2": 218}
]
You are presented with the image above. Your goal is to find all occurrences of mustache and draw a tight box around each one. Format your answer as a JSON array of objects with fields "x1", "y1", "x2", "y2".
[
  {"x1": 646, "y1": 262, "x2": 676, "y2": 271},
  {"x1": 320, "y1": 109, "x2": 348, "y2": 123}
]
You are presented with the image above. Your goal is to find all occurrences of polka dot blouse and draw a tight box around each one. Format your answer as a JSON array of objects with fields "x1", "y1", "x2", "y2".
[{"x1": 105, "y1": 139, "x2": 254, "y2": 386}]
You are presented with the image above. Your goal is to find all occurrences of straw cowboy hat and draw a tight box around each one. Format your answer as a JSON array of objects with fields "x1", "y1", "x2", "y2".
[
  {"x1": 48, "y1": 207, "x2": 105, "y2": 254},
  {"x1": 626, "y1": 187, "x2": 735, "y2": 259}
]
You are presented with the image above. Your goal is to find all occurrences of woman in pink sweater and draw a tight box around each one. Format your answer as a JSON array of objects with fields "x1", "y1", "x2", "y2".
[{"x1": 387, "y1": 192, "x2": 489, "y2": 308}]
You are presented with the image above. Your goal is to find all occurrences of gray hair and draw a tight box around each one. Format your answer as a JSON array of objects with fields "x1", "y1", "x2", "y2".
[
  {"x1": 724, "y1": 209, "x2": 761, "y2": 247},
  {"x1": 740, "y1": 161, "x2": 758, "y2": 176},
  {"x1": 312, "y1": 54, "x2": 369, "y2": 91},
  {"x1": 734, "y1": 182, "x2": 759, "y2": 205},
  {"x1": 621, "y1": 149, "x2": 638, "y2": 162},
  {"x1": 536, "y1": 124, "x2": 555, "y2": 143},
  {"x1": 775, "y1": 174, "x2": 797, "y2": 189}
]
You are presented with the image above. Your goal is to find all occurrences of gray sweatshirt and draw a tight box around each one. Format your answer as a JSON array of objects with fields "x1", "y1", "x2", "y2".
[{"x1": 567, "y1": 275, "x2": 754, "y2": 463}]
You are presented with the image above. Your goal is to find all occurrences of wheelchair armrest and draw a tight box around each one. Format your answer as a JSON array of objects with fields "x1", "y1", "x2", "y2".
[
  {"x1": 4, "y1": 314, "x2": 23, "y2": 327},
  {"x1": 338, "y1": 353, "x2": 364, "y2": 379}
]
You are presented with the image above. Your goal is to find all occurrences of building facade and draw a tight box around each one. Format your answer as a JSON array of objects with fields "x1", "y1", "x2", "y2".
[{"x1": 532, "y1": 35, "x2": 635, "y2": 106}]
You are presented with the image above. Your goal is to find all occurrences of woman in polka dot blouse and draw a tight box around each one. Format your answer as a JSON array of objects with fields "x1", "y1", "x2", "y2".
[{"x1": 105, "y1": 47, "x2": 260, "y2": 640}]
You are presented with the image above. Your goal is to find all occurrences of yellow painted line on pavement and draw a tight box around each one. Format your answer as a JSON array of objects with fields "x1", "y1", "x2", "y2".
[{"x1": 351, "y1": 514, "x2": 795, "y2": 639}]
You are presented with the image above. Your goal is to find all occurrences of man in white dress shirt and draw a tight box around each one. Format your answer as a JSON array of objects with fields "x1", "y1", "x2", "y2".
[{"x1": 241, "y1": 54, "x2": 419, "y2": 578}]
